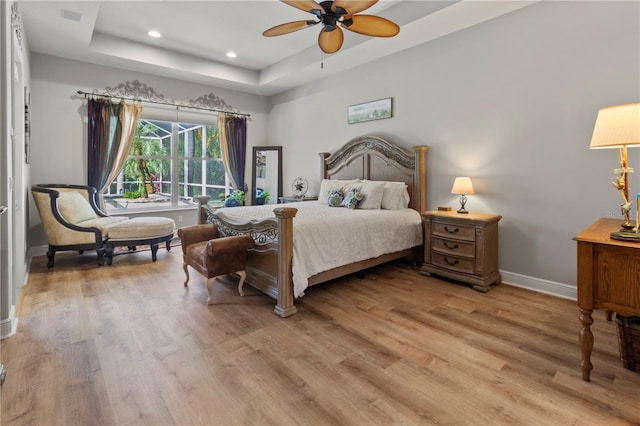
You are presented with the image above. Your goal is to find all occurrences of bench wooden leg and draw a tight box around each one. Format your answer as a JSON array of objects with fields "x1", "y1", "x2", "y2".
[
  {"x1": 183, "y1": 262, "x2": 190, "y2": 287},
  {"x1": 46, "y1": 249, "x2": 55, "y2": 267},
  {"x1": 206, "y1": 277, "x2": 216, "y2": 305},
  {"x1": 105, "y1": 247, "x2": 114, "y2": 265},
  {"x1": 237, "y1": 270, "x2": 246, "y2": 296},
  {"x1": 96, "y1": 249, "x2": 105, "y2": 266}
]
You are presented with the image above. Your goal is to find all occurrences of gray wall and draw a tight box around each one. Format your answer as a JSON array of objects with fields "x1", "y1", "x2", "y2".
[
  {"x1": 267, "y1": 1, "x2": 640, "y2": 295},
  {"x1": 28, "y1": 54, "x2": 270, "y2": 251}
]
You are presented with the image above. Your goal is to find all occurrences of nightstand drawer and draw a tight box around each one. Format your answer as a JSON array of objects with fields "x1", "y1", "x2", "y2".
[
  {"x1": 431, "y1": 236, "x2": 475, "y2": 258},
  {"x1": 430, "y1": 252, "x2": 475, "y2": 274},
  {"x1": 432, "y1": 221, "x2": 475, "y2": 241}
]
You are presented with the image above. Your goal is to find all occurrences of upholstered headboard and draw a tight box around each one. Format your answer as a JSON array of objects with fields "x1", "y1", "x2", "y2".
[{"x1": 319, "y1": 135, "x2": 428, "y2": 212}]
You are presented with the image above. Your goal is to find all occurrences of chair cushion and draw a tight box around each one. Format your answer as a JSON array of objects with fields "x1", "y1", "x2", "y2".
[
  {"x1": 79, "y1": 216, "x2": 130, "y2": 235},
  {"x1": 107, "y1": 217, "x2": 175, "y2": 240},
  {"x1": 58, "y1": 191, "x2": 97, "y2": 224}
]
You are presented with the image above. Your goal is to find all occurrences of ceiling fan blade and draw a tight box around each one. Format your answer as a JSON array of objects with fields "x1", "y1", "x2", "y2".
[
  {"x1": 332, "y1": 0, "x2": 377, "y2": 15},
  {"x1": 318, "y1": 27, "x2": 344, "y2": 54},
  {"x1": 281, "y1": 0, "x2": 324, "y2": 15},
  {"x1": 341, "y1": 15, "x2": 400, "y2": 37},
  {"x1": 263, "y1": 20, "x2": 319, "y2": 37}
]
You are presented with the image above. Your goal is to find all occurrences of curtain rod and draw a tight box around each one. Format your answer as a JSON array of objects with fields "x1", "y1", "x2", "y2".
[{"x1": 76, "y1": 90, "x2": 251, "y2": 118}]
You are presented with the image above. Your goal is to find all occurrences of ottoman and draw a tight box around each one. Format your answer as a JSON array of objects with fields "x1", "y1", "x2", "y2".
[{"x1": 104, "y1": 217, "x2": 175, "y2": 265}]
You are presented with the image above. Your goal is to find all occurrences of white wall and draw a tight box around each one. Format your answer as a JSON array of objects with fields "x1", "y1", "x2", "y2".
[
  {"x1": 28, "y1": 53, "x2": 270, "y2": 250},
  {"x1": 267, "y1": 1, "x2": 640, "y2": 294}
]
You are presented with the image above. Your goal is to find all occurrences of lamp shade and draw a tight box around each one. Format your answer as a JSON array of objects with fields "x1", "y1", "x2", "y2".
[
  {"x1": 590, "y1": 103, "x2": 640, "y2": 149},
  {"x1": 451, "y1": 177, "x2": 475, "y2": 195}
]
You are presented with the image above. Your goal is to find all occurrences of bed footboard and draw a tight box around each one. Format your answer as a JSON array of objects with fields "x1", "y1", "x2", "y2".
[{"x1": 204, "y1": 205, "x2": 298, "y2": 317}]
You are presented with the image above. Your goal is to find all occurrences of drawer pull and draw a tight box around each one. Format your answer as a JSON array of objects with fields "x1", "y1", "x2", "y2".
[
  {"x1": 444, "y1": 257, "x2": 459, "y2": 266},
  {"x1": 444, "y1": 226, "x2": 459, "y2": 234},
  {"x1": 443, "y1": 242, "x2": 459, "y2": 250}
]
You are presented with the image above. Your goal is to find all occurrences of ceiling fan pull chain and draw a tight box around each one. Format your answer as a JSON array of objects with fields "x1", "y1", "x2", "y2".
[{"x1": 321, "y1": 51, "x2": 324, "y2": 69}]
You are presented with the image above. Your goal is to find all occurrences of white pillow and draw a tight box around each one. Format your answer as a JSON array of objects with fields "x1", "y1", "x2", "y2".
[
  {"x1": 362, "y1": 180, "x2": 410, "y2": 209},
  {"x1": 381, "y1": 181, "x2": 410, "y2": 210},
  {"x1": 318, "y1": 179, "x2": 359, "y2": 204},
  {"x1": 356, "y1": 180, "x2": 385, "y2": 209}
]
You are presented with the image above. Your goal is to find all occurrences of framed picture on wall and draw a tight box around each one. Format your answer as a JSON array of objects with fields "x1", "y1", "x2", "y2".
[{"x1": 347, "y1": 97, "x2": 392, "y2": 124}]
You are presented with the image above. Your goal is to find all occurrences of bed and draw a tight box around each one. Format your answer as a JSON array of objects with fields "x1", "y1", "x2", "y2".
[{"x1": 202, "y1": 135, "x2": 428, "y2": 317}]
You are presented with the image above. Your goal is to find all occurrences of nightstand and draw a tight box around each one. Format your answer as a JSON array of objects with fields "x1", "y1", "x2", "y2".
[
  {"x1": 420, "y1": 211, "x2": 501, "y2": 292},
  {"x1": 278, "y1": 195, "x2": 318, "y2": 204}
]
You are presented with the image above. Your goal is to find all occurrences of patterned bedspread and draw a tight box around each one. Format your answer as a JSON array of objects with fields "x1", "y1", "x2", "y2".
[{"x1": 215, "y1": 202, "x2": 423, "y2": 298}]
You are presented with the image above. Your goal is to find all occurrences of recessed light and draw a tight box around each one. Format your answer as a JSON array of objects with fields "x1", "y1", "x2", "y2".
[
  {"x1": 226, "y1": 51, "x2": 237, "y2": 58},
  {"x1": 148, "y1": 31, "x2": 162, "y2": 38}
]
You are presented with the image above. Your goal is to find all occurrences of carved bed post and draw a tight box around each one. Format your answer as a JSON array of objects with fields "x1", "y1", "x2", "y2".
[
  {"x1": 319, "y1": 152, "x2": 330, "y2": 179},
  {"x1": 413, "y1": 145, "x2": 429, "y2": 213},
  {"x1": 196, "y1": 195, "x2": 210, "y2": 224},
  {"x1": 273, "y1": 207, "x2": 298, "y2": 318}
]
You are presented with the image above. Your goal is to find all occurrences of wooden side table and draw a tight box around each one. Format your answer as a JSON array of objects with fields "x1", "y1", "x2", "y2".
[
  {"x1": 574, "y1": 218, "x2": 640, "y2": 381},
  {"x1": 420, "y1": 211, "x2": 501, "y2": 292},
  {"x1": 278, "y1": 195, "x2": 318, "y2": 204}
]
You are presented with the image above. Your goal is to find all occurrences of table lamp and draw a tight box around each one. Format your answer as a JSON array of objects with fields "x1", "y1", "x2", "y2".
[
  {"x1": 589, "y1": 103, "x2": 640, "y2": 241},
  {"x1": 451, "y1": 177, "x2": 474, "y2": 214}
]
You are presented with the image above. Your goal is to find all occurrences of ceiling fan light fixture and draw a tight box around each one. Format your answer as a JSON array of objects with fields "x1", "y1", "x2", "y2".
[
  {"x1": 333, "y1": 6, "x2": 347, "y2": 15},
  {"x1": 265, "y1": 0, "x2": 398, "y2": 54}
]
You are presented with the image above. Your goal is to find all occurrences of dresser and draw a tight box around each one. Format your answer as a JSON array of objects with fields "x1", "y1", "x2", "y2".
[
  {"x1": 574, "y1": 218, "x2": 640, "y2": 381},
  {"x1": 420, "y1": 211, "x2": 501, "y2": 292}
]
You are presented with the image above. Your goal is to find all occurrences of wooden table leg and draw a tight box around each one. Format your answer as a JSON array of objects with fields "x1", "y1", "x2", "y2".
[{"x1": 579, "y1": 308, "x2": 594, "y2": 381}]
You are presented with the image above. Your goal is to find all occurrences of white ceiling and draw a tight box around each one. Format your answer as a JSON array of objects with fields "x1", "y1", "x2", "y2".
[{"x1": 18, "y1": 0, "x2": 538, "y2": 96}]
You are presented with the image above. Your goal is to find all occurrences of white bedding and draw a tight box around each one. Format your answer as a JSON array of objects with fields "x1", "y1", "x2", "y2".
[{"x1": 215, "y1": 201, "x2": 423, "y2": 298}]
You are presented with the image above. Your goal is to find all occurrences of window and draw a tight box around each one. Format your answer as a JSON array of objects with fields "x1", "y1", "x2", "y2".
[{"x1": 103, "y1": 118, "x2": 230, "y2": 212}]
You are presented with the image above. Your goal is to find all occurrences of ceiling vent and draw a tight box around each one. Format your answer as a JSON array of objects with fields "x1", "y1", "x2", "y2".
[{"x1": 60, "y1": 9, "x2": 83, "y2": 23}]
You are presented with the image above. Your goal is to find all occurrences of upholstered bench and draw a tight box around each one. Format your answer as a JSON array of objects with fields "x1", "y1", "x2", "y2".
[{"x1": 104, "y1": 217, "x2": 175, "y2": 265}]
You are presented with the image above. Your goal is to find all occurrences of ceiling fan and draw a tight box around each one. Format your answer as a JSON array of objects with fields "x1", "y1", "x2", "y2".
[{"x1": 263, "y1": 0, "x2": 400, "y2": 54}]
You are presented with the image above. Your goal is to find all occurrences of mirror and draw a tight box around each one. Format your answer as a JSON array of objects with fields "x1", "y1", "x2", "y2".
[{"x1": 251, "y1": 146, "x2": 282, "y2": 206}]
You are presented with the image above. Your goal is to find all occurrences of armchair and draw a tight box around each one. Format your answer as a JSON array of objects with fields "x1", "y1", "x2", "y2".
[
  {"x1": 178, "y1": 224, "x2": 255, "y2": 305},
  {"x1": 31, "y1": 184, "x2": 129, "y2": 267}
]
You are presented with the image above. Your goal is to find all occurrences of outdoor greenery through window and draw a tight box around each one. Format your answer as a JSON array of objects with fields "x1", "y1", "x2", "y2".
[{"x1": 103, "y1": 118, "x2": 230, "y2": 212}]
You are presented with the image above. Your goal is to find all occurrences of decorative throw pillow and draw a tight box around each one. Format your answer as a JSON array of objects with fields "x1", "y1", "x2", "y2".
[
  {"x1": 327, "y1": 188, "x2": 344, "y2": 207},
  {"x1": 57, "y1": 191, "x2": 97, "y2": 224},
  {"x1": 318, "y1": 179, "x2": 359, "y2": 204},
  {"x1": 343, "y1": 189, "x2": 365, "y2": 209}
]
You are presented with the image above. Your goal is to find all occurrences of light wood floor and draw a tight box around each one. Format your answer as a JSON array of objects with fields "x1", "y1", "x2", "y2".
[{"x1": 2, "y1": 247, "x2": 639, "y2": 425}]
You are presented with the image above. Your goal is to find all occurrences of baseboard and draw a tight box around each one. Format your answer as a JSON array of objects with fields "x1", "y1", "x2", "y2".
[
  {"x1": 501, "y1": 270, "x2": 577, "y2": 301},
  {"x1": 0, "y1": 305, "x2": 18, "y2": 339},
  {"x1": 30, "y1": 245, "x2": 48, "y2": 258}
]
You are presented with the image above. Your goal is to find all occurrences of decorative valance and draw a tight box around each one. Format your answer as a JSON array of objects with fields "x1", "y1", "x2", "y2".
[{"x1": 77, "y1": 80, "x2": 250, "y2": 117}]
